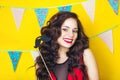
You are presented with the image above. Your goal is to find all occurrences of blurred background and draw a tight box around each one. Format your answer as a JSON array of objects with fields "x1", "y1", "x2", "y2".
[{"x1": 0, "y1": 0, "x2": 120, "y2": 80}]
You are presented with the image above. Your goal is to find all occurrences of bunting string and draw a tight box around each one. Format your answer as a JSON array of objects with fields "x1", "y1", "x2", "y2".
[
  {"x1": 0, "y1": 0, "x2": 119, "y2": 73},
  {"x1": 89, "y1": 24, "x2": 119, "y2": 39},
  {"x1": 0, "y1": 1, "x2": 86, "y2": 9},
  {"x1": 0, "y1": 0, "x2": 119, "y2": 52},
  {"x1": 0, "y1": 24, "x2": 119, "y2": 52}
]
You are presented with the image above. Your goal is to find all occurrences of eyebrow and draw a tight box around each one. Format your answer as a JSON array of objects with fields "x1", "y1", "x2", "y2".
[{"x1": 62, "y1": 26, "x2": 78, "y2": 29}]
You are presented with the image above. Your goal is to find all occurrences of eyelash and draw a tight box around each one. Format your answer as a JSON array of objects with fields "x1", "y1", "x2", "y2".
[
  {"x1": 62, "y1": 28, "x2": 78, "y2": 33},
  {"x1": 73, "y1": 30, "x2": 78, "y2": 33},
  {"x1": 62, "y1": 28, "x2": 68, "y2": 31}
]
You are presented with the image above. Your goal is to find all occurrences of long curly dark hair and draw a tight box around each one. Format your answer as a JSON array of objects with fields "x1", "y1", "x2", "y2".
[{"x1": 35, "y1": 11, "x2": 89, "y2": 80}]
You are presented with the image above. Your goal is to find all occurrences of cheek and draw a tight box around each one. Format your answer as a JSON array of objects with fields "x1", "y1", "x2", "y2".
[
  {"x1": 74, "y1": 34, "x2": 78, "y2": 40},
  {"x1": 60, "y1": 33, "x2": 66, "y2": 39},
  {"x1": 57, "y1": 36, "x2": 63, "y2": 43},
  {"x1": 61, "y1": 31, "x2": 66, "y2": 36}
]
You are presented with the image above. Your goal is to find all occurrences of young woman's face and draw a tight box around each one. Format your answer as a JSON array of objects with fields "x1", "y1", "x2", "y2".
[{"x1": 57, "y1": 18, "x2": 78, "y2": 49}]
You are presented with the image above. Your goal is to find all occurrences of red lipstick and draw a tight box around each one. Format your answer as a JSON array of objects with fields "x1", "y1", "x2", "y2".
[{"x1": 64, "y1": 38, "x2": 73, "y2": 44}]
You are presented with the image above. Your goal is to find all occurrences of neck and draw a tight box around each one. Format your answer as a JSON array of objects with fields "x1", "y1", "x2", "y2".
[
  {"x1": 58, "y1": 47, "x2": 69, "y2": 57},
  {"x1": 57, "y1": 47, "x2": 69, "y2": 63}
]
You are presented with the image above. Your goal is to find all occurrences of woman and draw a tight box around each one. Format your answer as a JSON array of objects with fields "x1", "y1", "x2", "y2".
[{"x1": 34, "y1": 11, "x2": 99, "y2": 80}]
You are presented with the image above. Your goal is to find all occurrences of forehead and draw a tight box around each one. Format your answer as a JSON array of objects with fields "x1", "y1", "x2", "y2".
[{"x1": 61, "y1": 18, "x2": 78, "y2": 28}]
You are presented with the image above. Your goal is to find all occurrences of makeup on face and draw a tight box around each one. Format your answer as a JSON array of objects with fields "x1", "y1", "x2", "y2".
[{"x1": 57, "y1": 18, "x2": 78, "y2": 49}]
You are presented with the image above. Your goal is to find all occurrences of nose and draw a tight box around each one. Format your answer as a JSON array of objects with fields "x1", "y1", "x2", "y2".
[{"x1": 68, "y1": 30, "x2": 74, "y2": 37}]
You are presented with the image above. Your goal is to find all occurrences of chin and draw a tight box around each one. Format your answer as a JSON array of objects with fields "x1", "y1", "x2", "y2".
[{"x1": 63, "y1": 45, "x2": 73, "y2": 48}]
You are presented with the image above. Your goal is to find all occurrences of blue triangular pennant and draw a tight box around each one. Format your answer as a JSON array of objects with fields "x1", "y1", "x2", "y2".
[
  {"x1": 8, "y1": 51, "x2": 21, "y2": 71},
  {"x1": 108, "y1": 0, "x2": 119, "y2": 15},
  {"x1": 35, "y1": 8, "x2": 48, "y2": 28},
  {"x1": 58, "y1": 5, "x2": 72, "y2": 12}
]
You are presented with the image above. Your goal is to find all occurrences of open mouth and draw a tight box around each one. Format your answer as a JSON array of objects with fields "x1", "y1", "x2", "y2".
[{"x1": 64, "y1": 38, "x2": 73, "y2": 44}]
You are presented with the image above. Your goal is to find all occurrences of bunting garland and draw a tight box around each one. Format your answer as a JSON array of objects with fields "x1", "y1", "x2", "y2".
[
  {"x1": 8, "y1": 51, "x2": 21, "y2": 71},
  {"x1": 58, "y1": 5, "x2": 72, "y2": 12},
  {"x1": 81, "y1": 0, "x2": 95, "y2": 23},
  {"x1": 0, "y1": 0, "x2": 120, "y2": 75},
  {"x1": 11, "y1": 8, "x2": 24, "y2": 30},
  {"x1": 99, "y1": 30, "x2": 113, "y2": 53},
  {"x1": 0, "y1": 0, "x2": 119, "y2": 52},
  {"x1": 31, "y1": 50, "x2": 39, "y2": 61},
  {"x1": 108, "y1": 0, "x2": 119, "y2": 15},
  {"x1": 35, "y1": 8, "x2": 48, "y2": 28},
  {"x1": 1, "y1": 1, "x2": 120, "y2": 80}
]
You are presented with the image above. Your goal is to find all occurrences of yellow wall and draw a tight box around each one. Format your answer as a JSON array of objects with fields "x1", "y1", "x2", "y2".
[{"x1": 0, "y1": 0, "x2": 120, "y2": 80}]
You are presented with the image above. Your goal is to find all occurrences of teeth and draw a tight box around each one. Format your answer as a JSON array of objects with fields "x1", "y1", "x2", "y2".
[{"x1": 64, "y1": 39, "x2": 73, "y2": 42}]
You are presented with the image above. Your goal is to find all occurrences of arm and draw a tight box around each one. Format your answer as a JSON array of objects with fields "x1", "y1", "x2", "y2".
[
  {"x1": 83, "y1": 48, "x2": 99, "y2": 80},
  {"x1": 35, "y1": 64, "x2": 39, "y2": 80}
]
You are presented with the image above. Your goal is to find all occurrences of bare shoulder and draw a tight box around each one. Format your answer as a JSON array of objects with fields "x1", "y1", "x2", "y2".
[
  {"x1": 83, "y1": 48, "x2": 94, "y2": 61},
  {"x1": 83, "y1": 48, "x2": 99, "y2": 80},
  {"x1": 83, "y1": 48, "x2": 93, "y2": 56},
  {"x1": 83, "y1": 48, "x2": 94, "y2": 59},
  {"x1": 83, "y1": 48, "x2": 96, "y2": 66}
]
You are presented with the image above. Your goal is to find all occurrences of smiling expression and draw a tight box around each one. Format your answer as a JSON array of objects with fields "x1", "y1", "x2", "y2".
[{"x1": 57, "y1": 18, "x2": 78, "y2": 49}]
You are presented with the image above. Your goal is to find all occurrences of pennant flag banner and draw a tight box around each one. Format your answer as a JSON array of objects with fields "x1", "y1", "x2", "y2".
[
  {"x1": 81, "y1": 0, "x2": 95, "y2": 23},
  {"x1": 58, "y1": 5, "x2": 72, "y2": 12},
  {"x1": 35, "y1": 8, "x2": 48, "y2": 28},
  {"x1": 99, "y1": 30, "x2": 113, "y2": 53},
  {"x1": 11, "y1": 8, "x2": 24, "y2": 30},
  {"x1": 31, "y1": 50, "x2": 40, "y2": 61},
  {"x1": 108, "y1": 0, "x2": 119, "y2": 15},
  {"x1": 8, "y1": 51, "x2": 21, "y2": 71}
]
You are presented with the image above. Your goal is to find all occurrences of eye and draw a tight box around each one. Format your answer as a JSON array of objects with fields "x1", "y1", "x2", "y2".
[
  {"x1": 62, "y1": 28, "x2": 68, "y2": 32},
  {"x1": 73, "y1": 29, "x2": 78, "y2": 33}
]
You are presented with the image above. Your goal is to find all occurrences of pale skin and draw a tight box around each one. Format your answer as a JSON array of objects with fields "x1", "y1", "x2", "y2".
[
  {"x1": 83, "y1": 48, "x2": 99, "y2": 80},
  {"x1": 36, "y1": 18, "x2": 99, "y2": 80},
  {"x1": 57, "y1": 18, "x2": 99, "y2": 80},
  {"x1": 57, "y1": 49, "x2": 99, "y2": 80}
]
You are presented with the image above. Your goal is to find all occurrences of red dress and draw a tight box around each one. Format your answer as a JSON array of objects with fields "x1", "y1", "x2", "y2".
[
  {"x1": 50, "y1": 68, "x2": 83, "y2": 80},
  {"x1": 50, "y1": 55, "x2": 84, "y2": 80}
]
